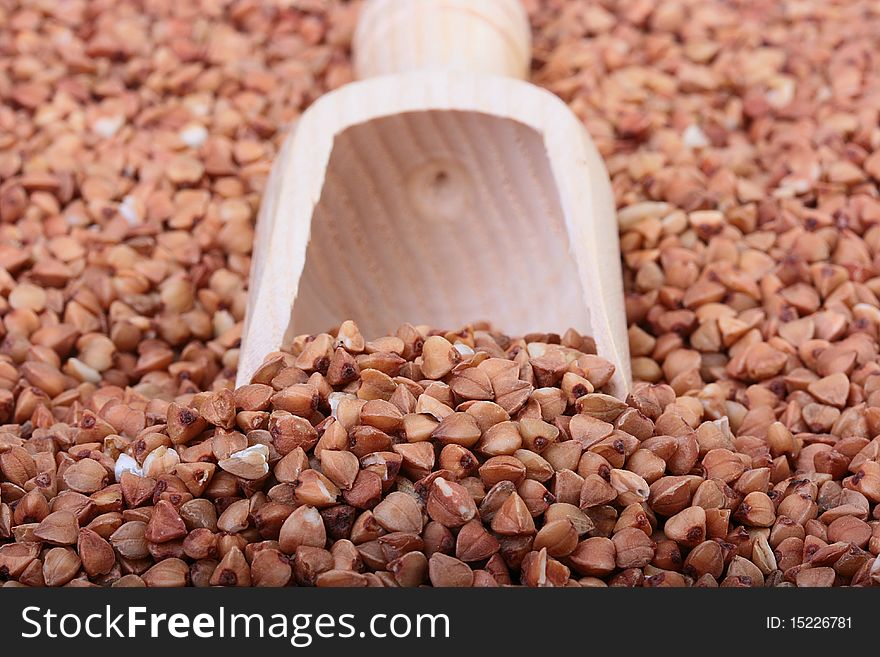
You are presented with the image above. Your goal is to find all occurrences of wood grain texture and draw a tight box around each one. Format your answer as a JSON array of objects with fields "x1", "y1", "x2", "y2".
[
  {"x1": 293, "y1": 109, "x2": 584, "y2": 341},
  {"x1": 238, "y1": 72, "x2": 631, "y2": 397},
  {"x1": 354, "y1": 0, "x2": 531, "y2": 79}
]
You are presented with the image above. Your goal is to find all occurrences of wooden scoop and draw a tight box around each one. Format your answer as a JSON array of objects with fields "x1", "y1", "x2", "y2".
[{"x1": 238, "y1": 0, "x2": 631, "y2": 397}]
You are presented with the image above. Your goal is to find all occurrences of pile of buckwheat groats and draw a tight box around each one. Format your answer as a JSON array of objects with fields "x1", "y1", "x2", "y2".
[{"x1": 1, "y1": 0, "x2": 880, "y2": 587}]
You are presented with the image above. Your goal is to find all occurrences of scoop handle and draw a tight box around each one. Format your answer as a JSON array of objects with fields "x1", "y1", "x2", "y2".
[{"x1": 353, "y1": 0, "x2": 531, "y2": 80}]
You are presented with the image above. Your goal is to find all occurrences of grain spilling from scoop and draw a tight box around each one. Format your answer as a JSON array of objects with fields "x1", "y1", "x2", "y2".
[{"x1": 1, "y1": 320, "x2": 878, "y2": 587}]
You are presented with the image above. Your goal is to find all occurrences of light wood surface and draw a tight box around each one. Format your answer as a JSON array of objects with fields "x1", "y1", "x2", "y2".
[
  {"x1": 297, "y1": 109, "x2": 588, "y2": 344},
  {"x1": 238, "y1": 1, "x2": 631, "y2": 398},
  {"x1": 354, "y1": 0, "x2": 531, "y2": 79}
]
